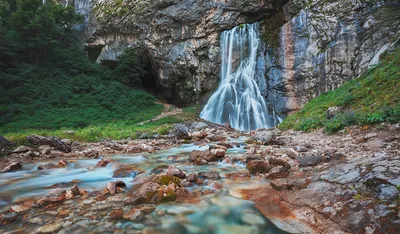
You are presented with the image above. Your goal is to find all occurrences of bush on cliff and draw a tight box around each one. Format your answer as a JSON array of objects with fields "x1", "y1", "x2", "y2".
[{"x1": 279, "y1": 49, "x2": 400, "y2": 134}]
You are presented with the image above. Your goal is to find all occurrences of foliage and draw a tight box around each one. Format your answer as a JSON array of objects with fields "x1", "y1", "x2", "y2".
[
  {"x1": 114, "y1": 48, "x2": 147, "y2": 86},
  {"x1": 279, "y1": 49, "x2": 400, "y2": 134},
  {"x1": 0, "y1": 0, "x2": 169, "y2": 143}
]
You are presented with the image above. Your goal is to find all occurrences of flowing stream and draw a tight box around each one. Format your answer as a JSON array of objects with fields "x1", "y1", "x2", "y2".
[
  {"x1": 0, "y1": 138, "x2": 288, "y2": 233},
  {"x1": 201, "y1": 24, "x2": 277, "y2": 131}
]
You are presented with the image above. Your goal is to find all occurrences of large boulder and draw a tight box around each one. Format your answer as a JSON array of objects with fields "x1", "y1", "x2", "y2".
[
  {"x1": 247, "y1": 160, "x2": 271, "y2": 174},
  {"x1": 169, "y1": 124, "x2": 190, "y2": 139},
  {"x1": 0, "y1": 136, "x2": 14, "y2": 156},
  {"x1": 189, "y1": 150, "x2": 218, "y2": 163},
  {"x1": 2, "y1": 162, "x2": 22, "y2": 173},
  {"x1": 27, "y1": 135, "x2": 71, "y2": 153}
]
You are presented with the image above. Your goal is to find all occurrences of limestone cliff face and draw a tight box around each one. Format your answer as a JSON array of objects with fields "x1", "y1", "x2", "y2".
[
  {"x1": 77, "y1": 0, "x2": 399, "y2": 115},
  {"x1": 77, "y1": 0, "x2": 289, "y2": 105},
  {"x1": 258, "y1": 0, "x2": 400, "y2": 117}
]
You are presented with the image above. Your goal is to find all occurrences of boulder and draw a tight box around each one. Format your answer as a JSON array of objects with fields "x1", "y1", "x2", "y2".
[
  {"x1": 37, "y1": 163, "x2": 57, "y2": 170},
  {"x1": 250, "y1": 132, "x2": 276, "y2": 145},
  {"x1": 27, "y1": 135, "x2": 71, "y2": 153},
  {"x1": 186, "y1": 173, "x2": 198, "y2": 182},
  {"x1": 167, "y1": 165, "x2": 186, "y2": 179},
  {"x1": 37, "y1": 189, "x2": 66, "y2": 206},
  {"x1": 123, "y1": 208, "x2": 143, "y2": 221},
  {"x1": 198, "y1": 171, "x2": 221, "y2": 180},
  {"x1": 189, "y1": 122, "x2": 209, "y2": 131},
  {"x1": 246, "y1": 160, "x2": 271, "y2": 174},
  {"x1": 211, "y1": 148, "x2": 226, "y2": 158},
  {"x1": 266, "y1": 166, "x2": 290, "y2": 179},
  {"x1": 192, "y1": 131, "x2": 208, "y2": 140},
  {"x1": 96, "y1": 158, "x2": 111, "y2": 168},
  {"x1": 0, "y1": 136, "x2": 14, "y2": 156},
  {"x1": 169, "y1": 124, "x2": 190, "y2": 139},
  {"x1": 84, "y1": 150, "x2": 99, "y2": 159},
  {"x1": 2, "y1": 162, "x2": 22, "y2": 173},
  {"x1": 189, "y1": 150, "x2": 218, "y2": 163},
  {"x1": 113, "y1": 165, "x2": 144, "y2": 178}
]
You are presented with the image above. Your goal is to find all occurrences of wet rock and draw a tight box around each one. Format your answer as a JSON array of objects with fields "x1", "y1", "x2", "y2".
[
  {"x1": 247, "y1": 160, "x2": 271, "y2": 174},
  {"x1": 37, "y1": 189, "x2": 66, "y2": 206},
  {"x1": 211, "y1": 148, "x2": 226, "y2": 158},
  {"x1": 194, "y1": 157, "x2": 208, "y2": 165},
  {"x1": 0, "y1": 212, "x2": 19, "y2": 225},
  {"x1": 326, "y1": 106, "x2": 343, "y2": 119},
  {"x1": 57, "y1": 160, "x2": 68, "y2": 168},
  {"x1": 11, "y1": 145, "x2": 33, "y2": 154},
  {"x1": 70, "y1": 185, "x2": 80, "y2": 196},
  {"x1": 2, "y1": 162, "x2": 22, "y2": 173},
  {"x1": 207, "y1": 180, "x2": 224, "y2": 190},
  {"x1": 35, "y1": 221, "x2": 63, "y2": 233},
  {"x1": 225, "y1": 171, "x2": 251, "y2": 180},
  {"x1": 198, "y1": 171, "x2": 221, "y2": 180},
  {"x1": 10, "y1": 204, "x2": 30, "y2": 213},
  {"x1": 186, "y1": 173, "x2": 198, "y2": 182},
  {"x1": 84, "y1": 150, "x2": 99, "y2": 159},
  {"x1": 150, "y1": 165, "x2": 169, "y2": 174},
  {"x1": 169, "y1": 124, "x2": 190, "y2": 139},
  {"x1": 113, "y1": 165, "x2": 144, "y2": 178},
  {"x1": 96, "y1": 158, "x2": 111, "y2": 168},
  {"x1": 138, "y1": 204, "x2": 156, "y2": 213},
  {"x1": 297, "y1": 154, "x2": 325, "y2": 167},
  {"x1": 269, "y1": 157, "x2": 291, "y2": 170},
  {"x1": 167, "y1": 165, "x2": 186, "y2": 179},
  {"x1": 266, "y1": 166, "x2": 290, "y2": 179},
  {"x1": 107, "y1": 182, "x2": 117, "y2": 195},
  {"x1": 189, "y1": 150, "x2": 217, "y2": 163},
  {"x1": 27, "y1": 135, "x2": 71, "y2": 153}
]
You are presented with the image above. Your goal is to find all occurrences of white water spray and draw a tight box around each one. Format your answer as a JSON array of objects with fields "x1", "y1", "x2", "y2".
[{"x1": 200, "y1": 23, "x2": 276, "y2": 131}]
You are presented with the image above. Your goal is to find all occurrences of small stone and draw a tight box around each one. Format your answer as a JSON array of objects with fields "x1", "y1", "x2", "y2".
[
  {"x1": 35, "y1": 221, "x2": 63, "y2": 233},
  {"x1": 107, "y1": 182, "x2": 117, "y2": 195},
  {"x1": 247, "y1": 160, "x2": 270, "y2": 174},
  {"x1": 198, "y1": 171, "x2": 221, "y2": 180},
  {"x1": 266, "y1": 166, "x2": 290, "y2": 179},
  {"x1": 167, "y1": 165, "x2": 186, "y2": 179},
  {"x1": 186, "y1": 173, "x2": 198, "y2": 182},
  {"x1": 109, "y1": 209, "x2": 124, "y2": 219},
  {"x1": 139, "y1": 204, "x2": 156, "y2": 213},
  {"x1": 2, "y1": 162, "x2": 22, "y2": 173},
  {"x1": 96, "y1": 158, "x2": 111, "y2": 168}
]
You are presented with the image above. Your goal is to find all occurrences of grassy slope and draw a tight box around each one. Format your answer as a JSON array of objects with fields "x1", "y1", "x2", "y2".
[{"x1": 279, "y1": 49, "x2": 400, "y2": 134}]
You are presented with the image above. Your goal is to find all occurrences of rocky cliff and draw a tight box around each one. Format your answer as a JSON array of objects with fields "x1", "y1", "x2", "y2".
[
  {"x1": 76, "y1": 0, "x2": 399, "y2": 115},
  {"x1": 258, "y1": 0, "x2": 400, "y2": 117},
  {"x1": 75, "y1": 0, "x2": 289, "y2": 105}
]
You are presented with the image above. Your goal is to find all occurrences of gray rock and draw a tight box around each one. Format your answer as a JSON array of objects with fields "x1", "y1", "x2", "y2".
[
  {"x1": 326, "y1": 107, "x2": 343, "y2": 119},
  {"x1": 27, "y1": 135, "x2": 71, "y2": 153},
  {"x1": 169, "y1": 124, "x2": 190, "y2": 139},
  {"x1": 11, "y1": 145, "x2": 33, "y2": 154},
  {"x1": 297, "y1": 154, "x2": 325, "y2": 167},
  {"x1": 378, "y1": 185, "x2": 399, "y2": 201},
  {"x1": 189, "y1": 122, "x2": 209, "y2": 131},
  {"x1": 198, "y1": 171, "x2": 221, "y2": 180}
]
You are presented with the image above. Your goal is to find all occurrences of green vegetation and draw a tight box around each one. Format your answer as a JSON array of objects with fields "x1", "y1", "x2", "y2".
[
  {"x1": 279, "y1": 49, "x2": 400, "y2": 134},
  {"x1": 0, "y1": 0, "x2": 180, "y2": 143}
]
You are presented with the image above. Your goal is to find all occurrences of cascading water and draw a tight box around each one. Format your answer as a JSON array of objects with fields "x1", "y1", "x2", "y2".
[{"x1": 200, "y1": 23, "x2": 278, "y2": 131}]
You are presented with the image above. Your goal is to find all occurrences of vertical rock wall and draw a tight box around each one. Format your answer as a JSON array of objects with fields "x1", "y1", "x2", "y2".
[{"x1": 258, "y1": 0, "x2": 400, "y2": 117}]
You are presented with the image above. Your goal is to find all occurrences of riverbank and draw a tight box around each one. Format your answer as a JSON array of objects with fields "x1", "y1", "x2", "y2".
[{"x1": 1, "y1": 121, "x2": 399, "y2": 233}]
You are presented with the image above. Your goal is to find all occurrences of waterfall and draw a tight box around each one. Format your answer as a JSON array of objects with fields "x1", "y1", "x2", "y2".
[{"x1": 200, "y1": 23, "x2": 277, "y2": 131}]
